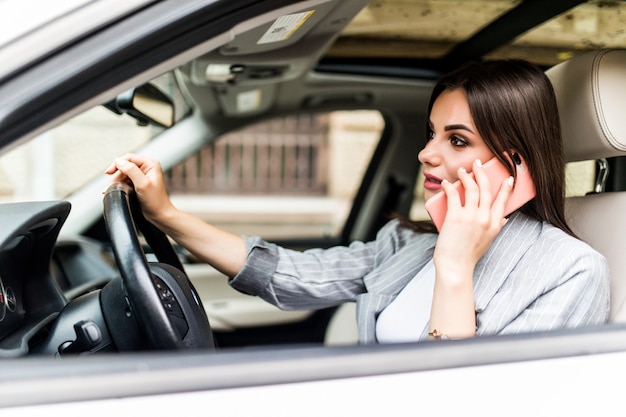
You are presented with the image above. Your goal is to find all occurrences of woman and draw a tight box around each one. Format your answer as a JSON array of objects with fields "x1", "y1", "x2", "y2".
[{"x1": 106, "y1": 60, "x2": 610, "y2": 344}]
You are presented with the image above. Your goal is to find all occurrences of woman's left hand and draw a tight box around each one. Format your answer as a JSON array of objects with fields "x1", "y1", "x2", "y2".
[
  {"x1": 434, "y1": 158, "x2": 514, "y2": 278},
  {"x1": 429, "y1": 158, "x2": 514, "y2": 340}
]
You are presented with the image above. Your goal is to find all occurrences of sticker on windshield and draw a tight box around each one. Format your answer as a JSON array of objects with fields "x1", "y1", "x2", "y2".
[
  {"x1": 257, "y1": 10, "x2": 315, "y2": 44},
  {"x1": 237, "y1": 89, "x2": 262, "y2": 113}
]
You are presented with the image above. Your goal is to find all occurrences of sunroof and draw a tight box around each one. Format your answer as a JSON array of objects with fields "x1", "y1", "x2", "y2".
[
  {"x1": 327, "y1": 0, "x2": 519, "y2": 59},
  {"x1": 487, "y1": 0, "x2": 626, "y2": 65},
  {"x1": 328, "y1": 0, "x2": 626, "y2": 66}
]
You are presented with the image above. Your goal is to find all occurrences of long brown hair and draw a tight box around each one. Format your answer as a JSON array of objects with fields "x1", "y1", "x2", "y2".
[{"x1": 404, "y1": 59, "x2": 575, "y2": 236}]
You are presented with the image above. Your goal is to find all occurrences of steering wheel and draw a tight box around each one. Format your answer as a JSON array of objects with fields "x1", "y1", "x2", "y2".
[{"x1": 103, "y1": 182, "x2": 214, "y2": 350}]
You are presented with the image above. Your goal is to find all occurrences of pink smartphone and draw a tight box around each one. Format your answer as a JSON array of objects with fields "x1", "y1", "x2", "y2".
[{"x1": 424, "y1": 153, "x2": 536, "y2": 231}]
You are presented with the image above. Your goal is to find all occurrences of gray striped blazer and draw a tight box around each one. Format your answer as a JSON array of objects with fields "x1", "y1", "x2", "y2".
[{"x1": 230, "y1": 211, "x2": 610, "y2": 344}]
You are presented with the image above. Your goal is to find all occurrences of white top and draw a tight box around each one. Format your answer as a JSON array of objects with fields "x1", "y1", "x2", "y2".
[{"x1": 375, "y1": 259, "x2": 436, "y2": 343}]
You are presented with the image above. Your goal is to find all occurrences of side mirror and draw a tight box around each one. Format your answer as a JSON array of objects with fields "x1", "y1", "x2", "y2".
[{"x1": 104, "y1": 83, "x2": 175, "y2": 128}]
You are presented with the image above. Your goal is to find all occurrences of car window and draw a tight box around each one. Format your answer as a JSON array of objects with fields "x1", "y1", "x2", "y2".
[
  {"x1": 0, "y1": 107, "x2": 156, "y2": 202},
  {"x1": 565, "y1": 160, "x2": 597, "y2": 197},
  {"x1": 167, "y1": 110, "x2": 383, "y2": 240},
  {"x1": 0, "y1": 72, "x2": 190, "y2": 203}
]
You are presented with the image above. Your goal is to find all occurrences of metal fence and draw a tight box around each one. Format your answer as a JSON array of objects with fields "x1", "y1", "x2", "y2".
[{"x1": 165, "y1": 114, "x2": 329, "y2": 195}]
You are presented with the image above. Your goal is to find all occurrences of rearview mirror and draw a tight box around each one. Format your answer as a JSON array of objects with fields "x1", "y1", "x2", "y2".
[{"x1": 104, "y1": 83, "x2": 175, "y2": 128}]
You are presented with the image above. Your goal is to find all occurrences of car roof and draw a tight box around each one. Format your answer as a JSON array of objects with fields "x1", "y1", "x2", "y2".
[{"x1": 0, "y1": 0, "x2": 156, "y2": 80}]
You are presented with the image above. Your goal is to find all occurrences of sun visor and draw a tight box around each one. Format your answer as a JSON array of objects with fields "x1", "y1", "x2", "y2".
[{"x1": 188, "y1": 0, "x2": 370, "y2": 86}]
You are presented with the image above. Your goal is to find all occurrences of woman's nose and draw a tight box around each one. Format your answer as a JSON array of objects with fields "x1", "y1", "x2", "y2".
[{"x1": 418, "y1": 138, "x2": 441, "y2": 166}]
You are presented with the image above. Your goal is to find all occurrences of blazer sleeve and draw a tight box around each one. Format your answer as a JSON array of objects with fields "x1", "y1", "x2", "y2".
[{"x1": 229, "y1": 219, "x2": 406, "y2": 310}]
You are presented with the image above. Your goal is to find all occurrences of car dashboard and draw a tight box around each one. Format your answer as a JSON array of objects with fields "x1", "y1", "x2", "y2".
[{"x1": 0, "y1": 200, "x2": 94, "y2": 357}]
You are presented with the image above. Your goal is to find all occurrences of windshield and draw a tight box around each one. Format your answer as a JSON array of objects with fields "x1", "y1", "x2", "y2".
[
  {"x1": 0, "y1": 72, "x2": 187, "y2": 203},
  {"x1": 0, "y1": 108, "x2": 156, "y2": 203}
]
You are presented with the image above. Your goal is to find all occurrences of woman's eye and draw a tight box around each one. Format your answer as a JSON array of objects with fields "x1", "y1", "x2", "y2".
[
  {"x1": 426, "y1": 128, "x2": 435, "y2": 141},
  {"x1": 450, "y1": 135, "x2": 468, "y2": 147}
]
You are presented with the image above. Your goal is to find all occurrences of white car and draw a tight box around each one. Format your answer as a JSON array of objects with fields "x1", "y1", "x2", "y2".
[{"x1": 0, "y1": 0, "x2": 625, "y2": 415}]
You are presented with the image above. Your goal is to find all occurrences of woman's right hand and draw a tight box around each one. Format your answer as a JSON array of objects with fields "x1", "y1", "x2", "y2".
[{"x1": 104, "y1": 153, "x2": 175, "y2": 224}]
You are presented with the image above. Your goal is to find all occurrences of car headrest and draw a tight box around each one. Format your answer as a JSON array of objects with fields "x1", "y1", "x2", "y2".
[{"x1": 546, "y1": 49, "x2": 626, "y2": 162}]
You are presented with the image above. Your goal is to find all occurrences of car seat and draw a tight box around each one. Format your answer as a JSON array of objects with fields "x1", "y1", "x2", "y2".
[{"x1": 546, "y1": 49, "x2": 626, "y2": 322}]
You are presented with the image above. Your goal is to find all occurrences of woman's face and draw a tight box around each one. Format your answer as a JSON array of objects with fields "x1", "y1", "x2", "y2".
[{"x1": 418, "y1": 88, "x2": 495, "y2": 201}]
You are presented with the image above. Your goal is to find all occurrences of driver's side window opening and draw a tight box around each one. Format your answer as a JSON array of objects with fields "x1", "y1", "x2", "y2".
[{"x1": 166, "y1": 110, "x2": 383, "y2": 240}]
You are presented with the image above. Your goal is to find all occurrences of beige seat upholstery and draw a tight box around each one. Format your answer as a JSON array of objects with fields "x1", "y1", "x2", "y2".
[
  {"x1": 324, "y1": 302, "x2": 358, "y2": 346},
  {"x1": 547, "y1": 49, "x2": 626, "y2": 322}
]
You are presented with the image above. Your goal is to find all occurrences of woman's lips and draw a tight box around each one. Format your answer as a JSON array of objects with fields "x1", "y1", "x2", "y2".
[{"x1": 423, "y1": 172, "x2": 443, "y2": 191}]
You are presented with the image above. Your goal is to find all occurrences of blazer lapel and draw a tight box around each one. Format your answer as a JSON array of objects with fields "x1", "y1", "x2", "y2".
[
  {"x1": 473, "y1": 212, "x2": 542, "y2": 312},
  {"x1": 358, "y1": 232, "x2": 436, "y2": 343}
]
